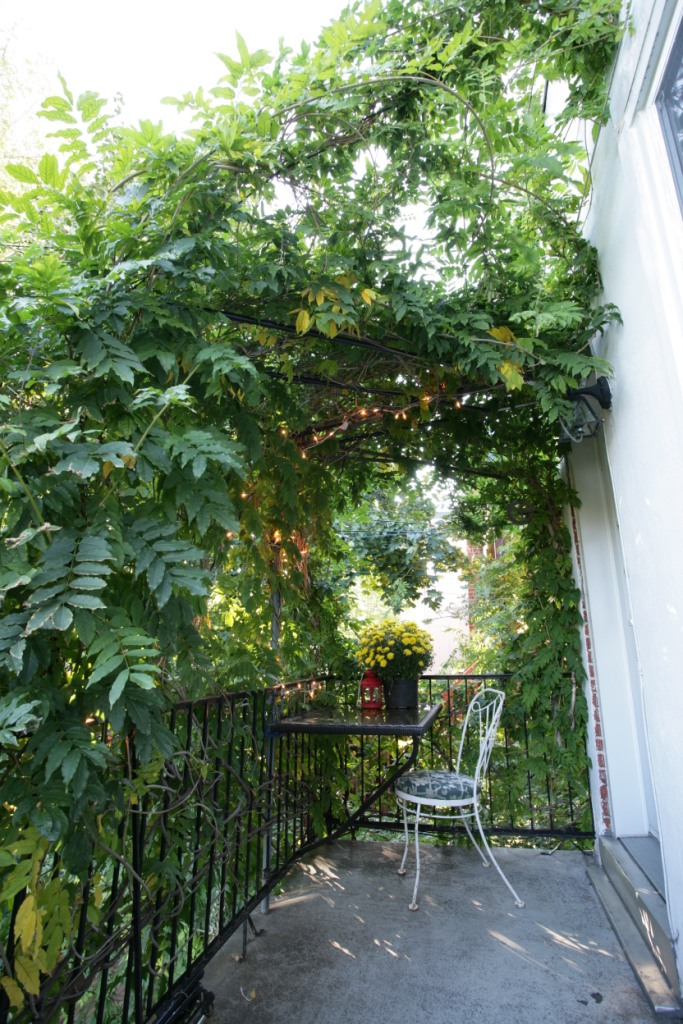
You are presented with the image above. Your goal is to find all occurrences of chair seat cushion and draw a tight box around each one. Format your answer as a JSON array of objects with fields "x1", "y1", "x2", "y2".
[{"x1": 395, "y1": 769, "x2": 478, "y2": 803}]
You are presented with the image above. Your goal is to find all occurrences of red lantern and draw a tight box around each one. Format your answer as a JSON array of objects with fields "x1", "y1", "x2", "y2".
[{"x1": 360, "y1": 669, "x2": 383, "y2": 711}]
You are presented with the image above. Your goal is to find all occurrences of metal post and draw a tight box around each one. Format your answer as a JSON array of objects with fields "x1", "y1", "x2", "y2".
[
  {"x1": 262, "y1": 548, "x2": 281, "y2": 915},
  {"x1": 261, "y1": 692, "x2": 276, "y2": 914}
]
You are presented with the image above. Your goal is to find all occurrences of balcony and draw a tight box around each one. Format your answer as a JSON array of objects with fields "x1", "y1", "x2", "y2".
[
  {"x1": 204, "y1": 839, "x2": 659, "y2": 1024},
  {"x1": 3, "y1": 675, "x2": 657, "y2": 1024}
]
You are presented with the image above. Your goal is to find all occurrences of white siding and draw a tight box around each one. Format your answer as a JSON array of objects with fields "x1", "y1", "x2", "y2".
[{"x1": 579, "y1": 0, "x2": 683, "y2": 984}]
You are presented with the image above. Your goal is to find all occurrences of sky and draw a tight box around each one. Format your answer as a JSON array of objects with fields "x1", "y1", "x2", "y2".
[{"x1": 2, "y1": 0, "x2": 350, "y2": 144}]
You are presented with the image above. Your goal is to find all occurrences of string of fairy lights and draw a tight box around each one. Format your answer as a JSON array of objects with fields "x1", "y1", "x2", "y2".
[
  {"x1": 216, "y1": 306, "x2": 508, "y2": 456},
  {"x1": 278, "y1": 393, "x2": 467, "y2": 457}
]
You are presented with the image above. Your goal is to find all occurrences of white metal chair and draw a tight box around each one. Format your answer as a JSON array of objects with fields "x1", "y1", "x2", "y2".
[{"x1": 395, "y1": 687, "x2": 525, "y2": 910}]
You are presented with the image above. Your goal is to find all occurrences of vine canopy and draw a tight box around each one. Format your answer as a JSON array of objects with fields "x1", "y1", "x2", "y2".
[{"x1": 0, "y1": 0, "x2": 622, "y2": 882}]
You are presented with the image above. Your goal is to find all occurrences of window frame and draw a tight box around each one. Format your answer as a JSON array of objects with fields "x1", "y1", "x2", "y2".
[{"x1": 657, "y1": 15, "x2": 683, "y2": 213}]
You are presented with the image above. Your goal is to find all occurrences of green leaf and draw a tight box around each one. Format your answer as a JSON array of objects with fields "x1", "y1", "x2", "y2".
[
  {"x1": 65, "y1": 592, "x2": 106, "y2": 610},
  {"x1": 38, "y1": 154, "x2": 62, "y2": 188},
  {"x1": 130, "y1": 671, "x2": 157, "y2": 689},
  {"x1": 0, "y1": 860, "x2": 32, "y2": 902},
  {"x1": 0, "y1": 569, "x2": 34, "y2": 595},
  {"x1": 8, "y1": 640, "x2": 26, "y2": 675},
  {"x1": 27, "y1": 583, "x2": 68, "y2": 605},
  {"x1": 72, "y1": 562, "x2": 113, "y2": 576},
  {"x1": 76, "y1": 331, "x2": 144, "y2": 384},
  {"x1": 155, "y1": 574, "x2": 173, "y2": 608},
  {"x1": 26, "y1": 602, "x2": 61, "y2": 634},
  {"x1": 52, "y1": 447, "x2": 100, "y2": 478},
  {"x1": 1, "y1": 976, "x2": 25, "y2": 1010},
  {"x1": 70, "y1": 576, "x2": 107, "y2": 591},
  {"x1": 147, "y1": 559, "x2": 166, "y2": 592},
  {"x1": 109, "y1": 668, "x2": 129, "y2": 706},
  {"x1": 235, "y1": 31, "x2": 251, "y2": 68},
  {"x1": 13, "y1": 954, "x2": 40, "y2": 996},
  {"x1": 70, "y1": 758, "x2": 91, "y2": 801},
  {"x1": 0, "y1": 694, "x2": 41, "y2": 744},
  {"x1": 88, "y1": 654, "x2": 125, "y2": 686},
  {"x1": 52, "y1": 605, "x2": 73, "y2": 631},
  {"x1": 77, "y1": 537, "x2": 114, "y2": 563},
  {"x1": 72, "y1": 610, "x2": 97, "y2": 647},
  {"x1": 5, "y1": 164, "x2": 40, "y2": 184},
  {"x1": 61, "y1": 747, "x2": 82, "y2": 784},
  {"x1": 45, "y1": 741, "x2": 70, "y2": 782},
  {"x1": 77, "y1": 91, "x2": 107, "y2": 123},
  {"x1": 62, "y1": 829, "x2": 93, "y2": 874}
]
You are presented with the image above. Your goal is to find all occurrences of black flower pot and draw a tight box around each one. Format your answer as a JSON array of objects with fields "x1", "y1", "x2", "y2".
[{"x1": 382, "y1": 677, "x2": 418, "y2": 709}]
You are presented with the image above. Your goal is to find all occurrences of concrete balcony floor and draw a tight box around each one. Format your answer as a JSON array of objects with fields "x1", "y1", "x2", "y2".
[{"x1": 204, "y1": 840, "x2": 659, "y2": 1024}]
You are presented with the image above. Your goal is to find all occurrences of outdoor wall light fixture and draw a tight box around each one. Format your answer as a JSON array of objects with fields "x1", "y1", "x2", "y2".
[{"x1": 559, "y1": 376, "x2": 613, "y2": 443}]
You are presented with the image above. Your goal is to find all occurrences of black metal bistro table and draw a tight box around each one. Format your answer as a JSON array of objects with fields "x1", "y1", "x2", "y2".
[
  {"x1": 267, "y1": 696, "x2": 443, "y2": 848},
  {"x1": 254, "y1": 691, "x2": 442, "y2": 916}
]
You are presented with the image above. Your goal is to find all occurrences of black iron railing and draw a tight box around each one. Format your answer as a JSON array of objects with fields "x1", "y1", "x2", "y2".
[
  {"x1": 269, "y1": 675, "x2": 591, "y2": 840},
  {"x1": 1, "y1": 674, "x2": 592, "y2": 1024}
]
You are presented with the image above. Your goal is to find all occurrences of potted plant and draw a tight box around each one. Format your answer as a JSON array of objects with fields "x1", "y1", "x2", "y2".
[{"x1": 356, "y1": 619, "x2": 434, "y2": 709}]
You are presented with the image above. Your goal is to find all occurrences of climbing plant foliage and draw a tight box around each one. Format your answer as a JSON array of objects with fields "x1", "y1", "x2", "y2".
[{"x1": 0, "y1": 0, "x2": 623, "y2": 1011}]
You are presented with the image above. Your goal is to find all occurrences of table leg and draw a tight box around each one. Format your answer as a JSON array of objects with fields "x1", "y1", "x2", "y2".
[{"x1": 298, "y1": 733, "x2": 422, "y2": 855}]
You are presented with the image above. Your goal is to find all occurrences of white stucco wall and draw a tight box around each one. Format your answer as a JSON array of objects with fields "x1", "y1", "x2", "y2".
[{"x1": 580, "y1": 0, "x2": 683, "y2": 977}]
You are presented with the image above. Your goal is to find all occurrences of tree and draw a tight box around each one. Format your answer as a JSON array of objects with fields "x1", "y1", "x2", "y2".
[
  {"x1": 0, "y1": 21, "x2": 53, "y2": 187},
  {"x1": 0, "y1": 0, "x2": 623, "y2": 1009},
  {"x1": 336, "y1": 476, "x2": 465, "y2": 613}
]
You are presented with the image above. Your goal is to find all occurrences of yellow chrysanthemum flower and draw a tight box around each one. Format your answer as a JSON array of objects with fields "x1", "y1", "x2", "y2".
[{"x1": 357, "y1": 619, "x2": 433, "y2": 680}]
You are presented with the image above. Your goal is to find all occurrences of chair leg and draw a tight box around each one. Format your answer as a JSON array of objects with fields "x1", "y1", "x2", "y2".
[
  {"x1": 398, "y1": 800, "x2": 410, "y2": 877},
  {"x1": 459, "y1": 813, "x2": 489, "y2": 867},
  {"x1": 409, "y1": 806, "x2": 421, "y2": 911},
  {"x1": 472, "y1": 805, "x2": 525, "y2": 908},
  {"x1": 396, "y1": 800, "x2": 421, "y2": 910}
]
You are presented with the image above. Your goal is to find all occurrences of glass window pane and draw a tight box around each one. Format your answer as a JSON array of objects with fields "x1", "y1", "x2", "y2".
[{"x1": 657, "y1": 19, "x2": 683, "y2": 212}]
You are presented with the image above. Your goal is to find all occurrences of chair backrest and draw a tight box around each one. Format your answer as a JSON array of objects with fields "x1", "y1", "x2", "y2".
[{"x1": 455, "y1": 687, "x2": 505, "y2": 785}]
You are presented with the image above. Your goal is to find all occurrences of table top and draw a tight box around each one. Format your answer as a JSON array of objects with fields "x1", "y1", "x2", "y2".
[{"x1": 268, "y1": 700, "x2": 442, "y2": 737}]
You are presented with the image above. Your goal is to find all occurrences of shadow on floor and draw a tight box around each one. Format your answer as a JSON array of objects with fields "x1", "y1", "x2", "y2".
[{"x1": 204, "y1": 840, "x2": 658, "y2": 1024}]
